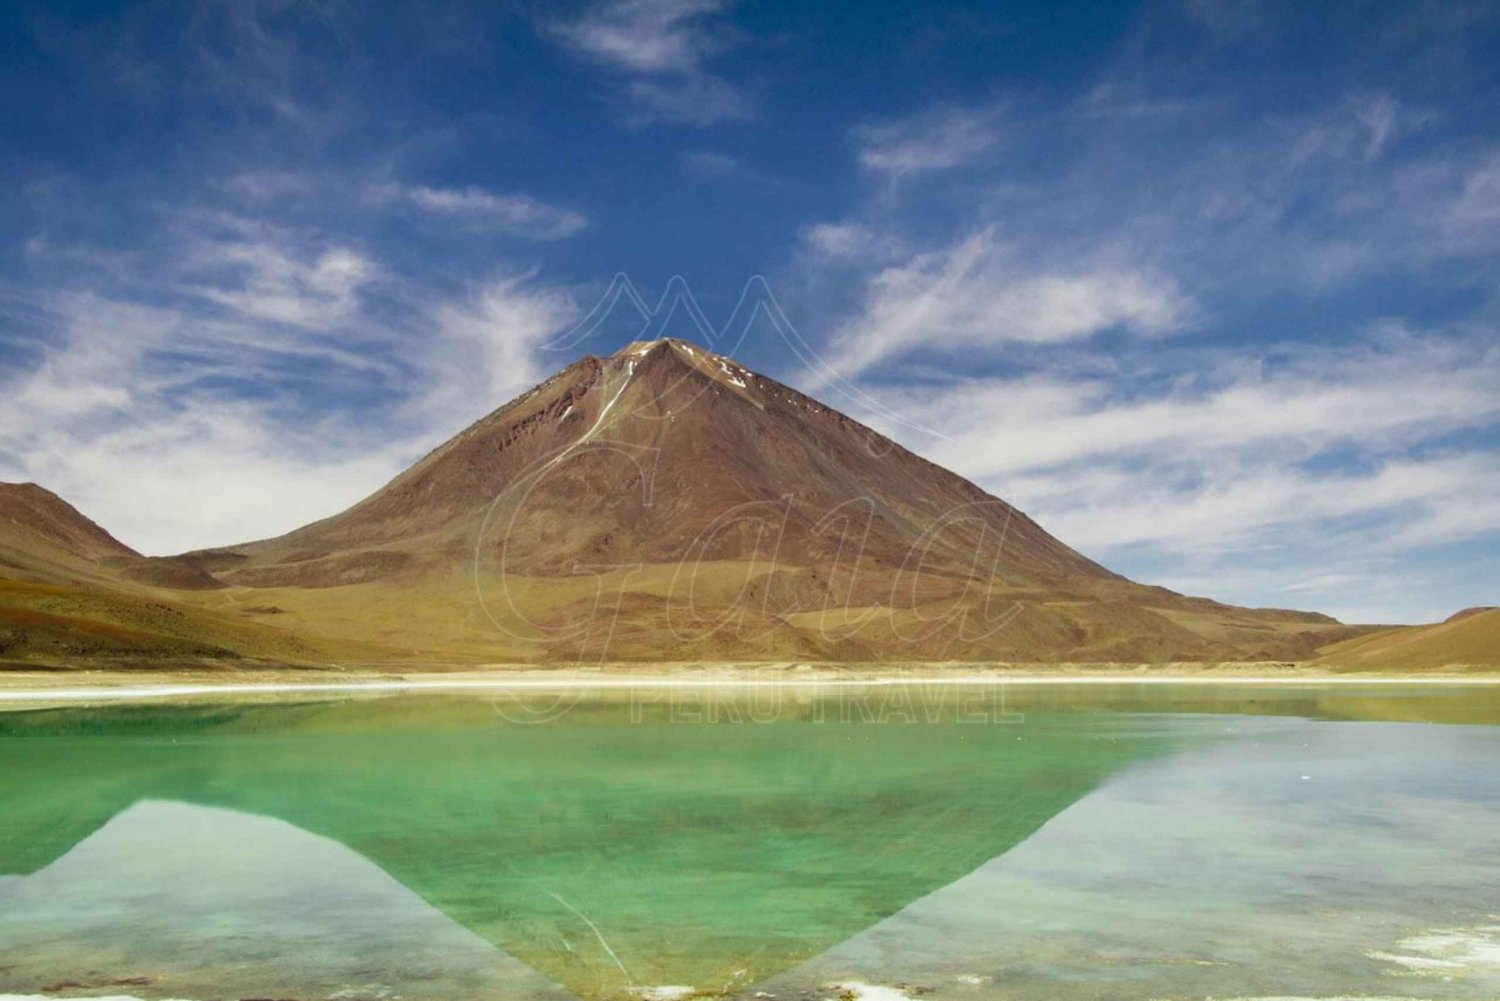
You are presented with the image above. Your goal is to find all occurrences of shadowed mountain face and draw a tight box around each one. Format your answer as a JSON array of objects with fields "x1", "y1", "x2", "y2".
[{"x1": 0, "y1": 340, "x2": 1379, "y2": 665}]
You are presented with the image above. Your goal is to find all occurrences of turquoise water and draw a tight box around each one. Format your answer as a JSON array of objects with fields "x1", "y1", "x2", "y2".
[{"x1": 0, "y1": 682, "x2": 1497, "y2": 1001}]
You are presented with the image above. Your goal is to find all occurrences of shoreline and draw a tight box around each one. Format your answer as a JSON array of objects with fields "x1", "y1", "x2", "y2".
[{"x1": 2, "y1": 664, "x2": 1499, "y2": 705}]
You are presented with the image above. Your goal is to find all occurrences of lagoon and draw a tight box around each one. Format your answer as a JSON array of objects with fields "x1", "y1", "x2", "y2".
[{"x1": 1, "y1": 681, "x2": 1497, "y2": 1001}]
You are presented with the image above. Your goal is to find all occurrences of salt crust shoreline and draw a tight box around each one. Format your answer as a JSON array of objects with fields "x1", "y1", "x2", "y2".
[{"x1": 0, "y1": 664, "x2": 1497, "y2": 706}]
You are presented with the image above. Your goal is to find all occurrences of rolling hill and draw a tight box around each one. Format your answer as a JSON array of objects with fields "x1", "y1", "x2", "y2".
[
  {"x1": 1316, "y1": 607, "x2": 1500, "y2": 673},
  {"x1": 0, "y1": 484, "x2": 360, "y2": 666}
]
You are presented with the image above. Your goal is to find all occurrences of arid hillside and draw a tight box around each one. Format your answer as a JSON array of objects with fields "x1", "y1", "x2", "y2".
[{"x1": 1317, "y1": 607, "x2": 1500, "y2": 673}]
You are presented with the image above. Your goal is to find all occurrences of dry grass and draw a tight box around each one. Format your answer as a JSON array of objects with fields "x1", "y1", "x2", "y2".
[{"x1": 1316, "y1": 607, "x2": 1500, "y2": 672}]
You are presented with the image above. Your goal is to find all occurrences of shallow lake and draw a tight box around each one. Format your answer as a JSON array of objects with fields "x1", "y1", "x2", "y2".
[{"x1": 1, "y1": 681, "x2": 1498, "y2": 1001}]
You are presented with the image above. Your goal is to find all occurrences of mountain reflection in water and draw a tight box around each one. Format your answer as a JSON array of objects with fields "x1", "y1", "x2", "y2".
[{"x1": 1, "y1": 683, "x2": 1498, "y2": 1001}]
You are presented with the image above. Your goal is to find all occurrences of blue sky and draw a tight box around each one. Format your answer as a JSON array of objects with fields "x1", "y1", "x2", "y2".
[{"x1": 1, "y1": 0, "x2": 1497, "y2": 624}]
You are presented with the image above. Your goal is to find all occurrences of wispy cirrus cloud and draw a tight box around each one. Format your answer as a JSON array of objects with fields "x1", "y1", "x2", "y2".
[
  {"x1": 0, "y1": 219, "x2": 582, "y2": 554},
  {"x1": 1005, "y1": 448, "x2": 1500, "y2": 625},
  {"x1": 679, "y1": 150, "x2": 740, "y2": 176},
  {"x1": 854, "y1": 104, "x2": 1003, "y2": 175},
  {"x1": 790, "y1": 27, "x2": 1500, "y2": 622},
  {"x1": 843, "y1": 329, "x2": 1500, "y2": 623},
  {"x1": 220, "y1": 172, "x2": 591, "y2": 241},
  {"x1": 819, "y1": 228, "x2": 1192, "y2": 381},
  {"x1": 798, "y1": 222, "x2": 892, "y2": 261},
  {"x1": 547, "y1": 0, "x2": 725, "y2": 73},
  {"x1": 821, "y1": 88, "x2": 1500, "y2": 335},
  {"x1": 0, "y1": 289, "x2": 409, "y2": 553},
  {"x1": 1449, "y1": 154, "x2": 1500, "y2": 227},
  {"x1": 413, "y1": 274, "x2": 581, "y2": 431},
  {"x1": 544, "y1": 0, "x2": 754, "y2": 125},
  {"x1": 1006, "y1": 455, "x2": 1500, "y2": 557},
  {"x1": 377, "y1": 184, "x2": 589, "y2": 240},
  {"x1": 185, "y1": 231, "x2": 377, "y2": 331},
  {"x1": 880, "y1": 334, "x2": 1498, "y2": 482}
]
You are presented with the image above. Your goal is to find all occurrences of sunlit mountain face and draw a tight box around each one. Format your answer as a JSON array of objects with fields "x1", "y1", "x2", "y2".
[{"x1": 3, "y1": 685, "x2": 1499, "y2": 1001}]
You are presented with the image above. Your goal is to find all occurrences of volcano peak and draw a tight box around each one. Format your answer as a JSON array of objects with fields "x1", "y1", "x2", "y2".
[{"x1": 0, "y1": 343, "x2": 1363, "y2": 665}]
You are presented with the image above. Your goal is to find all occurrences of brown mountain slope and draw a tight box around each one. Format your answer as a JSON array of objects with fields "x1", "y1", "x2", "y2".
[
  {"x1": 0, "y1": 481, "x2": 138, "y2": 568},
  {"x1": 1316, "y1": 607, "x2": 1500, "y2": 673},
  {"x1": 144, "y1": 337, "x2": 1354, "y2": 665},
  {"x1": 217, "y1": 338, "x2": 1115, "y2": 582},
  {"x1": 0, "y1": 484, "x2": 360, "y2": 666}
]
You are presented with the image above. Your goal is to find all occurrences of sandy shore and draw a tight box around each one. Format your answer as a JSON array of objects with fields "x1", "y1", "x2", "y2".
[{"x1": 1, "y1": 660, "x2": 1497, "y2": 705}]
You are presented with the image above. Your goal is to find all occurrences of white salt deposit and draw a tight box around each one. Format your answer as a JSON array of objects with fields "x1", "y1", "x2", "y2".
[
  {"x1": 1370, "y1": 923, "x2": 1500, "y2": 976},
  {"x1": 630, "y1": 987, "x2": 697, "y2": 1001}
]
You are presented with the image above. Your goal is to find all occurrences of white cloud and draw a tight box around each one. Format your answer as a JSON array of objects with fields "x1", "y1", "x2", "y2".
[
  {"x1": 799, "y1": 222, "x2": 883, "y2": 259},
  {"x1": 983, "y1": 449, "x2": 1500, "y2": 624},
  {"x1": 0, "y1": 291, "x2": 411, "y2": 554},
  {"x1": 680, "y1": 150, "x2": 740, "y2": 175},
  {"x1": 1382, "y1": 457, "x2": 1500, "y2": 548},
  {"x1": 413, "y1": 275, "x2": 581, "y2": 431},
  {"x1": 545, "y1": 0, "x2": 753, "y2": 125},
  {"x1": 855, "y1": 104, "x2": 1002, "y2": 175},
  {"x1": 185, "y1": 229, "x2": 376, "y2": 330},
  {"x1": 390, "y1": 185, "x2": 589, "y2": 240},
  {"x1": 625, "y1": 71, "x2": 753, "y2": 125},
  {"x1": 877, "y1": 342, "x2": 1498, "y2": 483},
  {"x1": 1350, "y1": 92, "x2": 1401, "y2": 160},
  {"x1": 548, "y1": 0, "x2": 726, "y2": 73},
  {"x1": 830, "y1": 88, "x2": 1500, "y2": 318},
  {"x1": 1449, "y1": 154, "x2": 1500, "y2": 226},
  {"x1": 0, "y1": 296, "x2": 157, "y2": 428},
  {"x1": 9, "y1": 403, "x2": 415, "y2": 557},
  {"x1": 1003, "y1": 454, "x2": 1500, "y2": 555},
  {"x1": 824, "y1": 229, "x2": 1191, "y2": 380},
  {"x1": 0, "y1": 247, "x2": 579, "y2": 554},
  {"x1": 839, "y1": 330, "x2": 1500, "y2": 622}
]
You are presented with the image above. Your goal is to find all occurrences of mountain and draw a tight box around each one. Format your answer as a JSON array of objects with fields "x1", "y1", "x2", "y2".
[
  {"x1": 0, "y1": 483, "x2": 340, "y2": 665},
  {"x1": 1317, "y1": 607, "x2": 1500, "y2": 673},
  {"x1": 215, "y1": 338, "x2": 1113, "y2": 584},
  {"x1": 0, "y1": 339, "x2": 1378, "y2": 667},
  {"x1": 0, "y1": 481, "x2": 138, "y2": 568}
]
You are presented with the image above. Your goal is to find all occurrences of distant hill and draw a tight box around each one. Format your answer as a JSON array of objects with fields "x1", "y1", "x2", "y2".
[
  {"x1": 0, "y1": 481, "x2": 138, "y2": 566},
  {"x1": 0, "y1": 340, "x2": 1395, "y2": 668},
  {"x1": 1316, "y1": 607, "x2": 1500, "y2": 673},
  {"x1": 0, "y1": 484, "x2": 345, "y2": 665}
]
